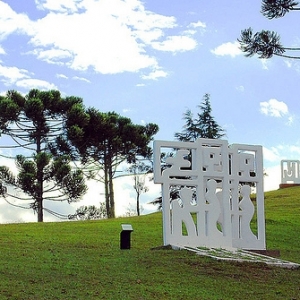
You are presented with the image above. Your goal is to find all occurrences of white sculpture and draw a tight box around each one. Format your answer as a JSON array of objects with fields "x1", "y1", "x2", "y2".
[
  {"x1": 153, "y1": 138, "x2": 265, "y2": 250},
  {"x1": 281, "y1": 160, "x2": 300, "y2": 184}
]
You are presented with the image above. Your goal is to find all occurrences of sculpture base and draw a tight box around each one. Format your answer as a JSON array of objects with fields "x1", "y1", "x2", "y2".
[
  {"x1": 279, "y1": 183, "x2": 300, "y2": 189},
  {"x1": 248, "y1": 249, "x2": 280, "y2": 258}
]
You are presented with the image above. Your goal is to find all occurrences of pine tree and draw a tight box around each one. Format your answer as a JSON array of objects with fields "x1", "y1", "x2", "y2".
[
  {"x1": 62, "y1": 107, "x2": 158, "y2": 218},
  {"x1": 175, "y1": 93, "x2": 225, "y2": 141},
  {"x1": 0, "y1": 89, "x2": 87, "y2": 222}
]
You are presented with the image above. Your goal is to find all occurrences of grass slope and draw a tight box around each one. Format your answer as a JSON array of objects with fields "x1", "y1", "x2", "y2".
[{"x1": 0, "y1": 187, "x2": 300, "y2": 299}]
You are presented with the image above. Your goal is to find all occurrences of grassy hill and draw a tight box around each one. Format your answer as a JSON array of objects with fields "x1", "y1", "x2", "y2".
[{"x1": 0, "y1": 187, "x2": 300, "y2": 299}]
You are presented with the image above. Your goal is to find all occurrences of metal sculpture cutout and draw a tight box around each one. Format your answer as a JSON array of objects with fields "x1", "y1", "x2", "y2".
[
  {"x1": 281, "y1": 160, "x2": 300, "y2": 184},
  {"x1": 153, "y1": 138, "x2": 265, "y2": 250}
]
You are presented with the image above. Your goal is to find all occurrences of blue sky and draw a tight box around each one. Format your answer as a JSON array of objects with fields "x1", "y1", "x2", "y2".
[{"x1": 0, "y1": 0, "x2": 300, "y2": 222}]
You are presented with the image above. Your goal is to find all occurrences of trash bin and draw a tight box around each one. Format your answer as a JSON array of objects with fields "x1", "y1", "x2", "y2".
[{"x1": 120, "y1": 224, "x2": 133, "y2": 249}]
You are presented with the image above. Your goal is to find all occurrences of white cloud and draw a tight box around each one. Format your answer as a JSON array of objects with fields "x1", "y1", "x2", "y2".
[
  {"x1": 35, "y1": 0, "x2": 83, "y2": 13},
  {"x1": 141, "y1": 69, "x2": 168, "y2": 80},
  {"x1": 184, "y1": 21, "x2": 206, "y2": 37},
  {"x1": 152, "y1": 35, "x2": 197, "y2": 52},
  {"x1": 28, "y1": 4, "x2": 159, "y2": 73},
  {"x1": 262, "y1": 142, "x2": 300, "y2": 177},
  {"x1": 72, "y1": 76, "x2": 90, "y2": 83},
  {"x1": 235, "y1": 85, "x2": 245, "y2": 92},
  {"x1": 283, "y1": 60, "x2": 300, "y2": 73},
  {"x1": 0, "y1": 45, "x2": 5, "y2": 55},
  {"x1": 56, "y1": 73, "x2": 68, "y2": 79},
  {"x1": 0, "y1": 0, "x2": 194, "y2": 75},
  {"x1": 0, "y1": 62, "x2": 59, "y2": 91},
  {"x1": 15, "y1": 78, "x2": 57, "y2": 90},
  {"x1": 0, "y1": 63, "x2": 30, "y2": 85},
  {"x1": 136, "y1": 28, "x2": 165, "y2": 44},
  {"x1": 183, "y1": 29, "x2": 197, "y2": 36},
  {"x1": 211, "y1": 41, "x2": 242, "y2": 57},
  {"x1": 289, "y1": 145, "x2": 300, "y2": 155},
  {"x1": 263, "y1": 147, "x2": 280, "y2": 162},
  {"x1": 264, "y1": 165, "x2": 281, "y2": 192},
  {"x1": 0, "y1": 1, "x2": 33, "y2": 40},
  {"x1": 287, "y1": 115, "x2": 295, "y2": 126},
  {"x1": 284, "y1": 60, "x2": 292, "y2": 68},
  {"x1": 261, "y1": 58, "x2": 269, "y2": 70},
  {"x1": 34, "y1": 49, "x2": 73, "y2": 65},
  {"x1": 260, "y1": 99, "x2": 288, "y2": 117},
  {"x1": 189, "y1": 21, "x2": 206, "y2": 29},
  {"x1": 113, "y1": 175, "x2": 159, "y2": 216}
]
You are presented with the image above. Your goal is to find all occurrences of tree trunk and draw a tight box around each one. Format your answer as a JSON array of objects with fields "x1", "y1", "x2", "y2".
[
  {"x1": 104, "y1": 152, "x2": 115, "y2": 218},
  {"x1": 36, "y1": 165, "x2": 44, "y2": 222},
  {"x1": 108, "y1": 159, "x2": 115, "y2": 218},
  {"x1": 37, "y1": 198, "x2": 43, "y2": 222},
  {"x1": 36, "y1": 135, "x2": 44, "y2": 222},
  {"x1": 136, "y1": 193, "x2": 140, "y2": 216},
  {"x1": 104, "y1": 160, "x2": 110, "y2": 217}
]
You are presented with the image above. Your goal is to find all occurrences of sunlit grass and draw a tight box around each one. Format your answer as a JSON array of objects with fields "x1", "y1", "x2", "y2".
[{"x1": 0, "y1": 187, "x2": 299, "y2": 299}]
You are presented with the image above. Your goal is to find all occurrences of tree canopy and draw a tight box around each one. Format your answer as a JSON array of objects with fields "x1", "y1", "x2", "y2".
[
  {"x1": 151, "y1": 94, "x2": 225, "y2": 210},
  {"x1": 174, "y1": 93, "x2": 225, "y2": 141},
  {"x1": 261, "y1": 0, "x2": 300, "y2": 19},
  {"x1": 238, "y1": 0, "x2": 300, "y2": 59},
  {"x1": 69, "y1": 203, "x2": 107, "y2": 220},
  {"x1": 0, "y1": 89, "x2": 87, "y2": 222},
  {"x1": 58, "y1": 106, "x2": 159, "y2": 218}
]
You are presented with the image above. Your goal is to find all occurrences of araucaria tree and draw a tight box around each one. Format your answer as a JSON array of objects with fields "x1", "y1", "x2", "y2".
[
  {"x1": 65, "y1": 107, "x2": 159, "y2": 218},
  {"x1": 238, "y1": 0, "x2": 300, "y2": 59},
  {"x1": 0, "y1": 89, "x2": 87, "y2": 222},
  {"x1": 175, "y1": 93, "x2": 225, "y2": 141}
]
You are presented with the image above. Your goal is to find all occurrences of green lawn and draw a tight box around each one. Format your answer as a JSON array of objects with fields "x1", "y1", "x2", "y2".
[{"x1": 0, "y1": 187, "x2": 300, "y2": 299}]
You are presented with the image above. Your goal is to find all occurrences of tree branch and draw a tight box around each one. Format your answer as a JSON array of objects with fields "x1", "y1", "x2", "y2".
[{"x1": 261, "y1": 0, "x2": 300, "y2": 19}]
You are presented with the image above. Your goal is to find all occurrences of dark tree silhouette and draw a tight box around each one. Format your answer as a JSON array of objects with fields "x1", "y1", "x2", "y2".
[
  {"x1": 238, "y1": 0, "x2": 300, "y2": 59},
  {"x1": 175, "y1": 93, "x2": 225, "y2": 141},
  {"x1": 151, "y1": 94, "x2": 225, "y2": 210},
  {"x1": 0, "y1": 89, "x2": 87, "y2": 222},
  {"x1": 63, "y1": 107, "x2": 159, "y2": 218},
  {"x1": 261, "y1": 0, "x2": 300, "y2": 19},
  {"x1": 69, "y1": 203, "x2": 107, "y2": 220}
]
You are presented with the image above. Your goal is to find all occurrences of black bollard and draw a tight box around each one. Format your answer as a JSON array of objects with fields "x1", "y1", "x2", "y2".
[{"x1": 120, "y1": 224, "x2": 133, "y2": 249}]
